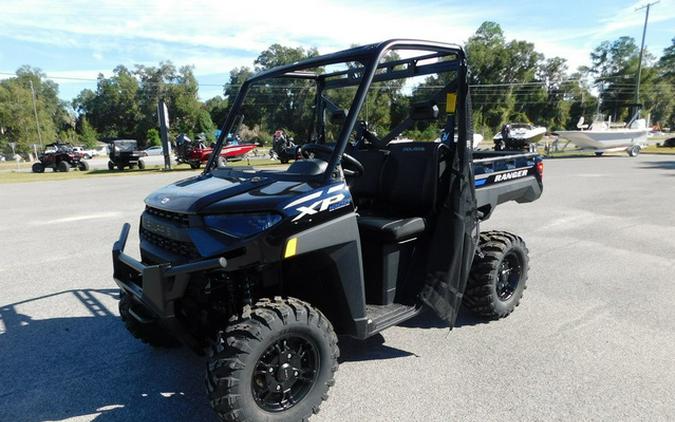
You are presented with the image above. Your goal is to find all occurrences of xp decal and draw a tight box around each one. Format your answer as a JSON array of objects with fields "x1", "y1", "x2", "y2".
[{"x1": 284, "y1": 183, "x2": 351, "y2": 222}]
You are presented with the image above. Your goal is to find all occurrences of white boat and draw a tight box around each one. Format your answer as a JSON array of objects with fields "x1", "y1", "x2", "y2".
[
  {"x1": 392, "y1": 133, "x2": 484, "y2": 149},
  {"x1": 555, "y1": 114, "x2": 648, "y2": 157},
  {"x1": 493, "y1": 123, "x2": 547, "y2": 145}
]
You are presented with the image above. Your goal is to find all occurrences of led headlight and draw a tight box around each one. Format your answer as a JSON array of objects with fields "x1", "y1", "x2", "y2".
[{"x1": 203, "y1": 213, "x2": 282, "y2": 238}]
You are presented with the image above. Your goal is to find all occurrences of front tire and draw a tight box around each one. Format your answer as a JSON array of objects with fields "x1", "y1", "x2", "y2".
[
  {"x1": 206, "y1": 297, "x2": 339, "y2": 422},
  {"x1": 108, "y1": 161, "x2": 115, "y2": 171},
  {"x1": 138, "y1": 159, "x2": 146, "y2": 169},
  {"x1": 32, "y1": 162, "x2": 45, "y2": 173},
  {"x1": 57, "y1": 161, "x2": 70, "y2": 172},
  {"x1": 464, "y1": 231, "x2": 529, "y2": 319},
  {"x1": 78, "y1": 161, "x2": 90, "y2": 171}
]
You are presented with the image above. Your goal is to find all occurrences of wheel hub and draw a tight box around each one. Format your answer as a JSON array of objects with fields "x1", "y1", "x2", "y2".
[
  {"x1": 252, "y1": 336, "x2": 318, "y2": 412},
  {"x1": 496, "y1": 251, "x2": 522, "y2": 301}
]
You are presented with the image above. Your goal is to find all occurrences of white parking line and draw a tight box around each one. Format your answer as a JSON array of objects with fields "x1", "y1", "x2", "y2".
[{"x1": 29, "y1": 211, "x2": 122, "y2": 226}]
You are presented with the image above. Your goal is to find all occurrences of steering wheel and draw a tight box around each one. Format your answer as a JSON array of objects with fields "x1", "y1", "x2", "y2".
[{"x1": 300, "y1": 143, "x2": 364, "y2": 177}]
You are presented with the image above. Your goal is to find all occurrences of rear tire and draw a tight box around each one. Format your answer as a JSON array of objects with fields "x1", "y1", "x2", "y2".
[
  {"x1": 32, "y1": 162, "x2": 45, "y2": 173},
  {"x1": 464, "y1": 231, "x2": 529, "y2": 319},
  {"x1": 108, "y1": 161, "x2": 115, "y2": 171},
  {"x1": 190, "y1": 162, "x2": 201, "y2": 169},
  {"x1": 118, "y1": 293, "x2": 179, "y2": 347},
  {"x1": 206, "y1": 297, "x2": 339, "y2": 422},
  {"x1": 594, "y1": 152, "x2": 604, "y2": 157},
  {"x1": 57, "y1": 161, "x2": 70, "y2": 172},
  {"x1": 117, "y1": 164, "x2": 125, "y2": 171},
  {"x1": 138, "y1": 159, "x2": 146, "y2": 169}
]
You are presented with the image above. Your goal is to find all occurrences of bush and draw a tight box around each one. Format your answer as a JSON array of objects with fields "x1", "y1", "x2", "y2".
[{"x1": 146, "y1": 128, "x2": 161, "y2": 147}]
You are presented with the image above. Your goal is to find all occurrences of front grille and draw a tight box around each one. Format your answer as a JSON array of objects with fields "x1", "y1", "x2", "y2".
[
  {"x1": 140, "y1": 227, "x2": 200, "y2": 259},
  {"x1": 145, "y1": 206, "x2": 189, "y2": 227}
]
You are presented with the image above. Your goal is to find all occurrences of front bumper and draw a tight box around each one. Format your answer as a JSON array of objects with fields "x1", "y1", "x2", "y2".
[{"x1": 112, "y1": 223, "x2": 228, "y2": 348}]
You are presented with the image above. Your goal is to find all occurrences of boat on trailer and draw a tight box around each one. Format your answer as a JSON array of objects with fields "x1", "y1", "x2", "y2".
[
  {"x1": 555, "y1": 112, "x2": 648, "y2": 157},
  {"x1": 493, "y1": 123, "x2": 546, "y2": 151}
]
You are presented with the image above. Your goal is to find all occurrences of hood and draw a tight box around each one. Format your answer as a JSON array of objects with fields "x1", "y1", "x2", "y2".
[
  {"x1": 145, "y1": 173, "x2": 312, "y2": 214},
  {"x1": 145, "y1": 174, "x2": 266, "y2": 213}
]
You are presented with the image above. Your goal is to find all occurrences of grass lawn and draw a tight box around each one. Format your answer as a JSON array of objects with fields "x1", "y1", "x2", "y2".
[{"x1": 0, "y1": 159, "x2": 284, "y2": 184}]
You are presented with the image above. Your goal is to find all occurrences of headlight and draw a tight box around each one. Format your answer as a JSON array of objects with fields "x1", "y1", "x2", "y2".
[{"x1": 204, "y1": 213, "x2": 282, "y2": 238}]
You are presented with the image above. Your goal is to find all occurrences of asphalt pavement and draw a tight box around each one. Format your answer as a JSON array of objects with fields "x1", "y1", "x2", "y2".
[{"x1": 1, "y1": 154, "x2": 674, "y2": 421}]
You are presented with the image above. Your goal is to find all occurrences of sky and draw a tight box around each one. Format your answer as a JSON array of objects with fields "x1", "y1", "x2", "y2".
[{"x1": 0, "y1": 0, "x2": 673, "y2": 102}]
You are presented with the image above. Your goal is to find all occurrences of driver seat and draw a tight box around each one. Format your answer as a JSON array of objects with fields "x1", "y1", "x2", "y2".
[
  {"x1": 357, "y1": 142, "x2": 449, "y2": 241},
  {"x1": 356, "y1": 142, "x2": 450, "y2": 305}
]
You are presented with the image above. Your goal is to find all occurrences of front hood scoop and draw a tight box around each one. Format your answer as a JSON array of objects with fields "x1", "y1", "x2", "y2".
[{"x1": 145, "y1": 174, "x2": 270, "y2": 213}]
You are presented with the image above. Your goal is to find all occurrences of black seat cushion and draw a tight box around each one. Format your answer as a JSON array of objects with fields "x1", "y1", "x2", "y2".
[{"x1": 358, "y1": 216, "x2": 426, "y2": 242}]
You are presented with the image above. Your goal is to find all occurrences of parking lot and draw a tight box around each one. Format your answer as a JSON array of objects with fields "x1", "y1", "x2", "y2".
[{"x1": 1, "y1": 155, "x2": 674, "y2": 421}]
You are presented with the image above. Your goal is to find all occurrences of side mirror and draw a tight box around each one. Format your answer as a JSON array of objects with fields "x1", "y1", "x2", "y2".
[
  {"x1": 329, "y1": 109, "x2": 348, "y2": 125},
  {"x1": 411, "y1": 102, "x2": 439, "y2": 121}
]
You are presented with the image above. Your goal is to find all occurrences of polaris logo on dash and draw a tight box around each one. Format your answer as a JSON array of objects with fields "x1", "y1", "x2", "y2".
[{"x1": 494, "y1": 170, "x2": 528, "y2": 182}]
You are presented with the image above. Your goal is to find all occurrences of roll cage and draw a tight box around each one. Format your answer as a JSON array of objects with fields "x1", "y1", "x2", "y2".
[{"x1": 206, "y1": 39, "x2": 470, "y2": 182}]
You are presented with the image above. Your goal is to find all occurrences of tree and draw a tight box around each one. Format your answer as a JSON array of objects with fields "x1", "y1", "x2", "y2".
[
  {"x1": 78, "y1": 117, "x2": 99, "y2": 148},
  {"x1": 0, "y1": 66, "x2": 69, "y2": 155},
  {"x1": 204, "y1": 96, "x2": 229, "y2": 127},
  {"x1": 73, "y1": 66, "x2": 142, "y2": 139}
]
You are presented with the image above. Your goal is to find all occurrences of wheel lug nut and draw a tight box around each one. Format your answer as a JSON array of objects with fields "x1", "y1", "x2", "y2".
[
  {"x1": 294, "y1": 371, "x2": 298, "y2": 376},
  {"x1": 269, "y1": 368, "x2": 274, "y2": 373},
  {"x1": 276, "y1": 385, "x2": 281, "y2": 391},
  {"x1": 287, "y1": 353, "x2": 292, "y2": 359}
]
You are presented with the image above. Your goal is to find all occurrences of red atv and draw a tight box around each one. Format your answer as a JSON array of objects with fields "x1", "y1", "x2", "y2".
[
  {"x1": 32, "y1": 143, "x2": 90, "y2": 173},
  {"x1": 175, "y1": 134, "x2": 257, "y2": 169}
]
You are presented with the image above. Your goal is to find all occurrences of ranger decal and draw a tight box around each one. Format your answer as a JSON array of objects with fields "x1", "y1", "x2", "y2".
[{"x1": 494, "y1": 169, "x2": 528, "y2": 182}]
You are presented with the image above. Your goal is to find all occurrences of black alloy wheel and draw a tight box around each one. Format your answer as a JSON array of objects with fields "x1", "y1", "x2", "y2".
[
  {"x1": 496, "y1": 250, "x2": 523, "y2": 301},
  {"x1": 252, "y1": 335, "x2": 319, "y2": 412}
]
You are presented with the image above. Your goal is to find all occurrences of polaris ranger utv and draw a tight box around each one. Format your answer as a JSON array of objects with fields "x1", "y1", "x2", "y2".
[{"x1": 112, "y1": 40, "x2": 543, "y2": 421}]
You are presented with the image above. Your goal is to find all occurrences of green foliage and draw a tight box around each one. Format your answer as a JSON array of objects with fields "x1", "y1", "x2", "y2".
[
  {"x1": 78, "y1": 117, "x2": 99, "y2": 148},
  {"x1": 0, "y1": 66, "x2": 69, "y2": 155},
  {"x1": 146, "y1": 128, "x2": 161, "y2": 146},
  {"x1": 73, "y1": 62, "x2": 219, "y2": 147},
  {"x1": 403, "y1": 124, "x2": 441, "y2": 141},
  {"x1": 204, "y1": 96, "x2": 228, "y2": 126}
]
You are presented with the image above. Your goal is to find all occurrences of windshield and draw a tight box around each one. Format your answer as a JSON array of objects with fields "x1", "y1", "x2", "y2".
[
  {"x1": 209, "y1": 44, "x2": 461, "y2": 180},
  {"x1": 113, "y1": 140, "x2": 137, "y2": 152}
]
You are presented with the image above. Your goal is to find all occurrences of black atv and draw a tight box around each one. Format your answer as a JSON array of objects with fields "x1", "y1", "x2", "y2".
[
  {"x1": 112, "y1": 40, "x2": 543, "y2": 421},
  {"x1": 107, "y1": 139, "x2": 146, "y2": 171},
  {"x1": 31, "y1": 143, "x2": 89, "y2": 173}
]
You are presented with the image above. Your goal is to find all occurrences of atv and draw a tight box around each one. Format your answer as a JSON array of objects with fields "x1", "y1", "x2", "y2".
[
  {"x1": 112, "y1": 39, "x2": 543, "y2": 421},
  {"x1": 107, "y1": 139, "x2": 146, "y2": 171},
  {"x1": 31, "y1": 143, "x2": 90, "y2": 173}
]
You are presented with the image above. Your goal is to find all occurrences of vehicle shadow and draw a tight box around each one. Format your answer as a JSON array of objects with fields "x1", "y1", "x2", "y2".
[
  {"x1": 0, "y1": 289, "x2": 218, "y2": 422},
  {"x1": 338, "y1": 308, "x2": 488, "y2": 363},
  {"x1": 338, "y1": 334, "x2": 416, "y2": 362},
  {"x1": 640, "y1": 160, "x2": 675, "y2": 170},
  {"x1": 399, "y1": 308, "x2": 489, "y2": 329}
]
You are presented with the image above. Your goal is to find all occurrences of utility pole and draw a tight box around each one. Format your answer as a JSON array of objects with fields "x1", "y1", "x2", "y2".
[
  {"x1": 29, "y1": 80, "x2": 43, "y2": 148},
  {"x1": 635, "y1": 1, "x2": 659, "y2": 104}
]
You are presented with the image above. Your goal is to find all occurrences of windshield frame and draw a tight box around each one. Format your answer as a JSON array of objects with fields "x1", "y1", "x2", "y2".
[{"x1": 205, "y1": 39, "x2": 466, "y2": 183}]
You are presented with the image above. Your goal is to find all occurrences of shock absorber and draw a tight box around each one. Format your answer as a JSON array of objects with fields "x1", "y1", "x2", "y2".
[{"x1": 240, "y1": 274, "x2": 253, "y2": 307}]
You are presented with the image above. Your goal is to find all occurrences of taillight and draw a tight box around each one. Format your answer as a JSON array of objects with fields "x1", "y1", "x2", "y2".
[{"x1": 536, "y1": 160, "x2": 544, "y2": 178}]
